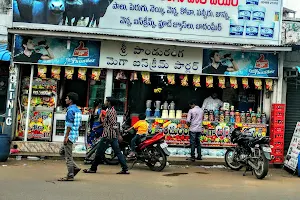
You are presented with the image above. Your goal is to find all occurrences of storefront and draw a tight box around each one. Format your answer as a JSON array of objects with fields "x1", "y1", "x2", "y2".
[
  {"x1": 7, "y1": 0, "x2": 290, "y2": 156},
  {"x1": 4, "y1": 34, "x2": 288, "y2": 158}
]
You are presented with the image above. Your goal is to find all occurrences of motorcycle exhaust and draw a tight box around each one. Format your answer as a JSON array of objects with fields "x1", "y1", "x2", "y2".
[{"x1": 248, "y1": 160, "x2": 260, "y2": 170}]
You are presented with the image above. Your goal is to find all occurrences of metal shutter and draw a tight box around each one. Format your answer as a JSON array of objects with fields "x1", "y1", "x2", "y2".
[{"x1": 285, "y1": 78, "x2": 300, "y2": 150}]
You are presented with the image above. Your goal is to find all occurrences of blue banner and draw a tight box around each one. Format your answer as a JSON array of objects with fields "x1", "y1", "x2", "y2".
[
  {"x1": 13, "y1": 35, "x2": 100, "y2": 67},
  {"x1": 202, "y1": 49, "x2": 278, "y2": 78}
]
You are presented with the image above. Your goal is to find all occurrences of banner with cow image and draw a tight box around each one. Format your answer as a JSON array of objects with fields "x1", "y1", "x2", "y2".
[
  {"x1": 12, "y1": 0, "x2": 283, "y2": 46},
  {"x1": 13, "y1": 35, "x2": 101, "y2": 67}
]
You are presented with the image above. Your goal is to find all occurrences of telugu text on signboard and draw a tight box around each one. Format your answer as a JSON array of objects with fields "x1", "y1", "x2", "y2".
[{"x1": 13, "y1": 0, "x2": 283, "y2": 45}]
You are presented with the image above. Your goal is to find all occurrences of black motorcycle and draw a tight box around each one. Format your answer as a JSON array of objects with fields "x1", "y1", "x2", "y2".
[{"x1": 225, "y1": 127, "x2": 273, "y2": 179}]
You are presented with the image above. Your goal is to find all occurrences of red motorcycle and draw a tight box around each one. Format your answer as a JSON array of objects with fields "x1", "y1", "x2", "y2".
[{"x1": 104, "y1": 127, "x2": 170, "y2": 172}]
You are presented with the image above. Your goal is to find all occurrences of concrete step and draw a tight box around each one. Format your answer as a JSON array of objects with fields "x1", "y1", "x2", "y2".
[{"x1": 9, "y1": 152, "x2": 225, "y2": 166}]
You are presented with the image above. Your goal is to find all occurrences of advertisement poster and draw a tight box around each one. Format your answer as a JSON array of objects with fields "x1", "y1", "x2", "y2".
[
  {"x1": 284, "y1": 122, "x2": 300, "y2": 172},
  {"x1": 13, "y1": 35, "x2": 100, "y2": 67},
  {"x1": 203, "y1": 49, "x2": 278, "y2": 78},
  {"x1": 13, "y1": 0, "x2": 282, "y2": 45},
  {"x1": 100, "y1": 41, "x2": 203, "y2": 74},
  {"x1": 17, "y1": 111, "x2": 53, "y2": 140}
]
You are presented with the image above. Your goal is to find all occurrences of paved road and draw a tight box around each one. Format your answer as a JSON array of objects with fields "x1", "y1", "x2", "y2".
[{"x1": 0, "y1": 160, "x2": 298, "y2": 200}]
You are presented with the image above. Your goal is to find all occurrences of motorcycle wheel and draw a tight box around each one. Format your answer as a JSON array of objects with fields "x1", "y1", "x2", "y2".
[
  {"x1": 253, "y1": 154, "x2": 269, "y2": 179},
  {"x1": 225, "y1": 149, "x2": 243, "y2": 171},
  {"x1": 146, "y1": 146, "x2": 167, "y2": 172}
]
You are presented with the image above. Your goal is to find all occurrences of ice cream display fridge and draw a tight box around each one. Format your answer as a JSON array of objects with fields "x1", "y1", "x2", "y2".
[{"x1": 52, "y1": 112, "x2": 89, "y2": 143}]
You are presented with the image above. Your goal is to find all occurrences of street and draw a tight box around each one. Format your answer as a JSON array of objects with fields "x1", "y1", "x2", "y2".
[{"x1": 0, "y1": 160, "x2": 298, "y2": 200}]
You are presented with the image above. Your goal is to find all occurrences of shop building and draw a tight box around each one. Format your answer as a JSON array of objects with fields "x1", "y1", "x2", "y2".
[{"x1": 4, "y1": 0, "x2": 290, "y2": 158}]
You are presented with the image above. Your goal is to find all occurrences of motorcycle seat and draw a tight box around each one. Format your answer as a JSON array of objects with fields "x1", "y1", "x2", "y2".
[{"x1": 140, "y1": 135, "x2": 154, "y2": 143}]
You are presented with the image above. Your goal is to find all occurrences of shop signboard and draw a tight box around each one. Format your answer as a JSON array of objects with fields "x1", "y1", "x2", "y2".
[
  {"x1": 282, "y1": 21, "x2": 300, "y2": 45},
  {"x1": 100, "y1": 41, "x2": 203, "y2": 75},
  {"x1": 13, "y1": 0, "x2": 282, "y2": 45},
  {"x1": 202, "y1": 49, "x2": 278, "y2": 78},
  {"x1": 13, "y1": 35, "x2": 100, "y2": 67},
  {"x1": 284, "y1": 122, "x2": 300, "y2": 172}
]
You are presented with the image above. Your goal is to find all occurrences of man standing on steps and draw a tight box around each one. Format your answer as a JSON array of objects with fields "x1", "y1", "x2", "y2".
[
  {"x1": 83, "y1": 97, "x2": 129, "y2": 175},
  {"x1": 186, "y1": 99, "x2": 204, "y2": 162},
  {"x1": 58, "y1": 92, "x2": 82, "y2": 181}
]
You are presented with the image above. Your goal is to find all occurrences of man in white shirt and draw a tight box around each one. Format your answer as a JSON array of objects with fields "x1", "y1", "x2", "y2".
[{"x1": 202, "y1": 93, "x2": 223, "y2": 111}]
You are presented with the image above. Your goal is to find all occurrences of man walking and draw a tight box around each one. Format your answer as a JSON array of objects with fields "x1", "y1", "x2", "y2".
[
  {"x1": 186, "y1": 99, "x2": 204, "y2": 162},
  {"x1": 83, "y1": 97, "x2": 129, "y2": 174},
  {"x1": 58, "y1": 92, "x2": 82, "y2": 181}
]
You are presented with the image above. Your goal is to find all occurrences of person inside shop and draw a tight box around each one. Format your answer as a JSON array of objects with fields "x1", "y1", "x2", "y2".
[
  {"x1": 125, "y1": 113, "x2": 149, "y2": 158},
  {"x1": 87, "y1": 99, "x2": 107, "y2": 147},
  {"x1": 202, "y1": 51, "x2": 239, "y2": 75},
  {"x1": 14, "y1": 36, "x2": 54, "y2": 63},
  {"x1": 186, "y1": 99, "x2": 203, "y2": 162},
  {"x1": 202, "y1": 92, "x2": 223, "y2": 111},
  {"x1": 83, "y1": 97, "x2": 129, "y2": 175},
  {"x1": 58, "y1": 92, "x2": 82, "y2": 181}
]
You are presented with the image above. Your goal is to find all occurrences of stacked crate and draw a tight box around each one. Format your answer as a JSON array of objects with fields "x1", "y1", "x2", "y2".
[{"x1": 270, "y1": 104, "x2": 286, "y2": 164}]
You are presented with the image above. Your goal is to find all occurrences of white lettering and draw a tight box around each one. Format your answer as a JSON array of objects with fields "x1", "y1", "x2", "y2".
[{"x1": 5, "y1": 118, "x2": 12, "y2": 126}]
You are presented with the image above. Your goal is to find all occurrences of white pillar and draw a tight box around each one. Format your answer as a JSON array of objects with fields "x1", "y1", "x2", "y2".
[
  {"x1": 24, "y1": 65, "x2": 34, "y2": 142},
  {"x1": 104, "y1": 69, "x2": 113, "y2": 101},
  {"x1": 276, "y1": 52, "x2": 284, "y2": 103}
]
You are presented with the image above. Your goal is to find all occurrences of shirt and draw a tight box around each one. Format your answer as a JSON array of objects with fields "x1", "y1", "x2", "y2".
[
  {"x1": 102, "y1": 107, "x2": 118, "y2": 139},
  {"x1": 187, "y1": 106, "x2": 204, "y2": 132},
  {"x1": 14, "y1": 52, "x2": 43, "y2": 63},
  {"x1": 202, "y1": 96, "x2": 223, "y2": 111},
  {"x1": 133, "y1": 120, "x2": 148, "y2": 135},
  {"x1": 65, "y1": 104, "x2": 82, "y2": 143},
  {"x1": 202, "y1": 63, "x2": 228, "y2": 75}
]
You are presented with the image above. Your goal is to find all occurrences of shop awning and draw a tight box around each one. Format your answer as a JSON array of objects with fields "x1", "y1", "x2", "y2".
[
  {"x1": 0, "y1": 43, "x2": 10, "y2": 62},
  {"x1": 8, "y1": 28, "x2": 292, "y2": 52}
]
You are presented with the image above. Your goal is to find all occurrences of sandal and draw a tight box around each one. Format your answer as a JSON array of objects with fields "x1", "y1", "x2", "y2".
[
  {"x1": 58, "y1": 177, "x2": 74, "y2": 181},
  {"x1": 83, "y1": 169, "x2": 96, "y2": 173}
]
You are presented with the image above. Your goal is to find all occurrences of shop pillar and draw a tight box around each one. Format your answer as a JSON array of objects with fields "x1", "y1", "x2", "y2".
[
  {"x1": 104, "y1": 69, "x2": 113, "y2": 101},
  {"x1": 2, "y1": 64, "x2": 19, "y2": 139}
]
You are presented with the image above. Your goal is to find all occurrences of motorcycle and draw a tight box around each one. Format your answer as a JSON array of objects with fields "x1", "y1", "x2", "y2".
[
  {"x1": 104, "y1": 125, "x2": 170, "y2": 172},
  {"x1": 224, "y1": 127, "x2": 273, "y2": 179}
]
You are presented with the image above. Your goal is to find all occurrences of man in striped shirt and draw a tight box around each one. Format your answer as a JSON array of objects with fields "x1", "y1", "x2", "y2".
[{"x1": 84, "y1": 97, "x2": 129, "y2": 174}]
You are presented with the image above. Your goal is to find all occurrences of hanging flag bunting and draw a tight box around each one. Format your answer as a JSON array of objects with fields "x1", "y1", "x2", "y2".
[
  {"x1": 242, "y1": 78, "x2": 249, "y2": 89},
  {"x1": 130, "y1": 71, "x2": 138, "y2": 81},
  {"x1": 218, "y1": 76, "x2": 226, "y2": 89},
  {"x1": 230, "y1": 77, "x2": 238, "y2": 89},
  {"x1": 167, "y1": 74, "x2": 175, "y2": 85},
  {"x1": 51, "y1": 66, "x2": 61, "y2": 80},
  {"x1": 206, "y1": 76, "x2": 213, "y2": 88},
  {"x1": 265, "y1": 79, "x2": 273, "y2": 91},
  {"x1": 78, "y1": 68, "x2": 87, "y2": 81},
  {"x1": 193, "y1": 75, "x2": 201, "y2": 87},
  {"x1": 37, "y1": 65, "x2": 47, "y2": 79},
  {"x1": 180, "y1": 74, "x2": 188, "y2": 86},
  {"x1": 141, "y1": 72, "x2": 151, "y2": 84},
  {"x1": 65, "y1": 67, "x2": 74, "y2": 80},
  {"x1": 91, "y1": 69, "x2": 101, "y2": 81},
  {"x1": 254, "y1": 78, "x2": 262, "y2": 90}
]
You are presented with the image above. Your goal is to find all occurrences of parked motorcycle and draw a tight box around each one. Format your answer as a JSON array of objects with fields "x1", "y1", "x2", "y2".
[
  {"x1": 105, "y1": 125, "x2": 170, "y2": 172},
  {"x1": 225, "y1": 127, "x2": 273, "y2": 179}
]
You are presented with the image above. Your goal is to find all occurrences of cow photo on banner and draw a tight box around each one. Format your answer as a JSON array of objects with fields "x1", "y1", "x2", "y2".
[
  {"x1": 13, "y1": 35, "x2": 101, "y2": 67},
  {"x1": 12, "y1": 0, "x2": 283, "y2": 46}
]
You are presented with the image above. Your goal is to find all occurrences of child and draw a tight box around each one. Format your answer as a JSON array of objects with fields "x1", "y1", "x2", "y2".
[{"x1": 126, "y1": 113, "x2": 148, "y2": 158}]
